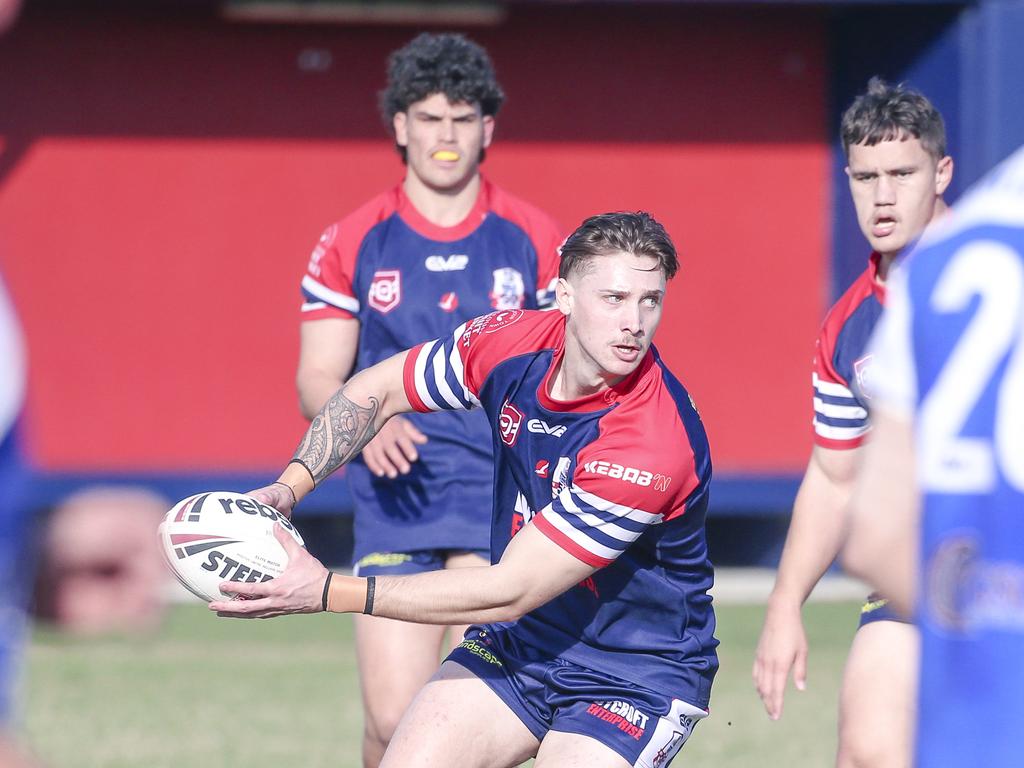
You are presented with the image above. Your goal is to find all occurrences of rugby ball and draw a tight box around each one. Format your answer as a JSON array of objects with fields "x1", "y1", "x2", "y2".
[{"x1": 158, "y1": 491, "x2": 305, "y2": 603}]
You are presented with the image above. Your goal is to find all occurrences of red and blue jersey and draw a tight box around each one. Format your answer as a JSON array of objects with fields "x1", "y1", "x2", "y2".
[
  {"x1": 404, "y1": 309, "x2": 718, "y2": 706},
  {"x1": 812, "y1": 253, "x2": 886, "y2": 449},
  {"x1": 300, "y1": 179, "x2": 562, "y2": 559}
]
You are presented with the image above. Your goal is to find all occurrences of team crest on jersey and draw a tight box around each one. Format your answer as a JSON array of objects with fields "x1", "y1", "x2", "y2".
[
  {"x1": 498, "y1": 400, "x2": 525, "y2": 446},
  {"x1": 551, "y1": 456, "x2": 572, "y2": 497},
  {"x1": 854, "y1": 354, "x2": 875, "y2": 400},
  {"x1": 489, "y1": 268, "x2": 525, "y2": 310},
  {"x1": 368, "y1": 270, "x2": 401, "y2": 314}
]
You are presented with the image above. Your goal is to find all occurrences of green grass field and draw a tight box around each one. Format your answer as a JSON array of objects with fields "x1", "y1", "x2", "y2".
[{"x1": 22, "y1": 601, "x2": 859, "y2": 767}]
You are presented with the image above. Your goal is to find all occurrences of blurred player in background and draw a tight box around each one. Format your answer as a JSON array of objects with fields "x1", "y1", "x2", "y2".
[
  {"x1": 845, "y1": 145, "x2": 1024, "y2": 766},
  {"x1": 0, "y1": 3, "x2": 35, "y2": 765},
  {"x1": 33, "y1": 487, "x2": 167, "y2": 635},
  {"x1": 219, "y1": 212, "x2": 717, "y2": 768},
  {"x1": 753, "y1": 78, "x2": 953, "y2": 767},
  {"x1": 295, "y1": 31, "x2": 562, "y2": 767},
  {"x1": 0, "y1": 272, "x2": 37, "y2": 768}
]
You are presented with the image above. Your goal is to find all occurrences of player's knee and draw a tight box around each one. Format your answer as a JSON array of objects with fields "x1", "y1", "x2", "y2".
[
  {"x1": 364, "y1": 703, "x2": 407, "y2": 749},
  {"x1": 837, "y1": 721, "x2": 906, "y2": 768}
]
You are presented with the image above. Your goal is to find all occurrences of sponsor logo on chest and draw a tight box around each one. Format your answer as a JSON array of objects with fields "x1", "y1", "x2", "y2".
[
  {"x1": 425, "y1": 254, "x2": 469, "y2": 272},
  {"x1": 527, "y1": 418, "x2": 566, "y2": 437}
]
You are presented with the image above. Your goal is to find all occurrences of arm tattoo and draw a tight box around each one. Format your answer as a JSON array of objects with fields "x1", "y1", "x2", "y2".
[{"x1": 293, "y1": 388, "x2": 380, "y2": 485}]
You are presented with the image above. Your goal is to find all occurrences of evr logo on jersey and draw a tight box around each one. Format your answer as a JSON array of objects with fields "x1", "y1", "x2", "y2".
[
  {"x1": 369, "y1": 270, "x2": 401, "y2": 313},
  {"x1": 527, "y1": 418, "x2": 566, "y2": 437},
  {"x1": 535, "y1": 460, "x2": 549, "y2": 477},
  {"x1": 425, "y1": 254, "x2": 469, "y2": 271},
  {"x1": 498, "y1": 401, "x2": 525, "y2": 446}
]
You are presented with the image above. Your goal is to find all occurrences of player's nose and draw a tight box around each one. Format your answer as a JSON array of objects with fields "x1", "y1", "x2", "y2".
[
  {"x1": 439, "y1": 116, "x2": 457, "y2": 142},
  {"x1": 874, "y1": 175, "x2": 897, "y2": 205}
]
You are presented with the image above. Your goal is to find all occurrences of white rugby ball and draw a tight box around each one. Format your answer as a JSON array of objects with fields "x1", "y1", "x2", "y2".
[{"x1": 158, "y1": 491, "x2": 305, "y2": 603}]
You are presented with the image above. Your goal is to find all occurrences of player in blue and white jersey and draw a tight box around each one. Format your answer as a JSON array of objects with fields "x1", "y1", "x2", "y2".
[
  {"x1": 845, "y1": 145, "x2": 1024, "y2": 766},
  {"x1": 295, "y1": 32, "x2": 561, "y2": 766},
  {"x1": 216, "y1": 212, "x2": 718, "y2": 768},
  {"x1": 754, "y1": 79, "x2": 953, "y2": 768}
]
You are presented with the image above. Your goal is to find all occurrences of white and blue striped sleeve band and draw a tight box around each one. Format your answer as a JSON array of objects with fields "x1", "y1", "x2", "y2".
[
  {"x1": 812, "y1": 372, "x2": 869, "y2": 441},
  {"x1": 301, "y1": 275, "x2": 360, "y2": 314},
  {"x1": 409, "y1": 322, "x2": 480, "y2": 412},
  {"x1": 535, "y1": 484, "x2": 662, "y2": 566}
]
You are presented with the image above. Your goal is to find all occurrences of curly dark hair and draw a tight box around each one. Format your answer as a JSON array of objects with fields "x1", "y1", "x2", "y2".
[
  {"x1": 380, "y1": 32, "x2": 504, "y2": 120},
  {"x1": 841, "y1": 77, "x2": 947, "y2": 160},
  {"x1": 559, "y1": 212, "x2": 679, "y2": 281}
]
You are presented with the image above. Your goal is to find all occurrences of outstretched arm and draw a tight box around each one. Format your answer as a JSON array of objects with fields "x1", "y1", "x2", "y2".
[{"x1": 209, "y1": 521, "x2": 596, "y2": 624}]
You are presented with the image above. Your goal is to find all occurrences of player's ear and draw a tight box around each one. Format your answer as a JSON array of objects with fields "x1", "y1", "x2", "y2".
[
  {"x1": 555, "y1": 277, "x2": 573, "y2": 317},
  {"x1": 481, "y1": 114, "x2": 495, "y2": 149},
  {"x1": 393, "y1": 111, "x2": 409, "y2": 148},
  {"x1": 935, "y1": 155, "x2": 953, "y2": 195}
]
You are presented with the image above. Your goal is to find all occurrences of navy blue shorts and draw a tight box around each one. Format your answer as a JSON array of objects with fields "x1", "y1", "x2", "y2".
[
  {"x1": 447, "y1": 625, "x2": 708, "y2": 768},
  {"x1": 352, "y1": 548, "x2": 489, "y2": 577},
  {"x1": 858, "y1": 594, "x2": 910, "y2": 627}
]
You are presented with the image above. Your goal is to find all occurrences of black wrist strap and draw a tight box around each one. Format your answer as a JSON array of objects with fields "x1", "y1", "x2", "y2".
[
  {"x1": 321, "y1": 572, "x2": 333, "y2": 612},
  {"x1": 288, "y1": 458, "x2": 317, "y2": 488},
  {"x1": 363, "y1": 576, "x2": 376, "y2": 615}
]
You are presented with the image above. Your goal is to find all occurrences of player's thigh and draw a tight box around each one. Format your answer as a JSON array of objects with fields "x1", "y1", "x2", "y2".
[
  {"x1": 535, "y1": 731, "x2": 631, "y2": 768},
  {"x1": 354, "y1": 613, "x2": 448, "y2": 718},
  {"x1": 838, "y1": 619, "x2": 919, "y2": 762},
  {"x1": 380, "y1": 660, "x2": 540, "y2": 768},
  {"x1": 443, "y1": 550, "x2": 489, "y2": 651}
]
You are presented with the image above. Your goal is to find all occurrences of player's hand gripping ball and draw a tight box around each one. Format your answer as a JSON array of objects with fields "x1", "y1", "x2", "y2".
[{"x1": 158, "y1": 491, "x2": 305, "y2": 602}]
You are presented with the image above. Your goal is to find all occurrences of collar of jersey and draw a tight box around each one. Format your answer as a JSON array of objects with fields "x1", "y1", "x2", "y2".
[
  {"x1": 537, "y1": 343, "x2": 655, "y2": 413},
  {"x1": 868, "y1": 251, "x2": 887, "y2": 304},
  {"x1": 394, "y1": 177, "x2": 492, "y2": 242}
]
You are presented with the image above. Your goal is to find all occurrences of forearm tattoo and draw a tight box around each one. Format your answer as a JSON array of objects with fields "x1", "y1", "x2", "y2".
[{"x1": 293, "y1": 388, "x2": 380, "y2": 485}]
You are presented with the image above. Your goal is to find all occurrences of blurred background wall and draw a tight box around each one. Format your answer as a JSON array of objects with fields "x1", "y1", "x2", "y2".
[{"x1": 1, "y1": 0, "x2": 1021, "y2": 564}]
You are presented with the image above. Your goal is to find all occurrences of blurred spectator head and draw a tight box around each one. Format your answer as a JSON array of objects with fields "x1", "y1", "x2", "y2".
[{"x1": 34, "y1": 487, "x2": 168, "y2": 635}]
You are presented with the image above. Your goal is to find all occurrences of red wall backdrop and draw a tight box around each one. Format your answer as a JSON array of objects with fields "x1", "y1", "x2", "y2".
[{"x1": 0, "y1": 4, "x2": 828, "y2": 477}]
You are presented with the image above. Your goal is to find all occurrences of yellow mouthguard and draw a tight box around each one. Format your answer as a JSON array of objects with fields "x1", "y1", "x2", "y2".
[{"x1": 433, "y1": 150, "x2": 459, "y2": 161}]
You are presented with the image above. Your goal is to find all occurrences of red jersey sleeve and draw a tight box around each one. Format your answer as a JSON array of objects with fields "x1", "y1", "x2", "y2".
[
  {"x1": 812, "y1": 317, "x2": 869, "y2": 450},
  {"x1": 299, "y1": 189, "x2": 400, "y2": 322}
]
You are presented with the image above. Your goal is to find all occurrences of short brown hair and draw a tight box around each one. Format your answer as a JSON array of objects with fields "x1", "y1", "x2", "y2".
[
  {"x1": 558, "y1": 212, "x2": 679, "y2": 280},
  {"x1": 841, "y1": 77, "x2": 947, "y2": 160}
]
